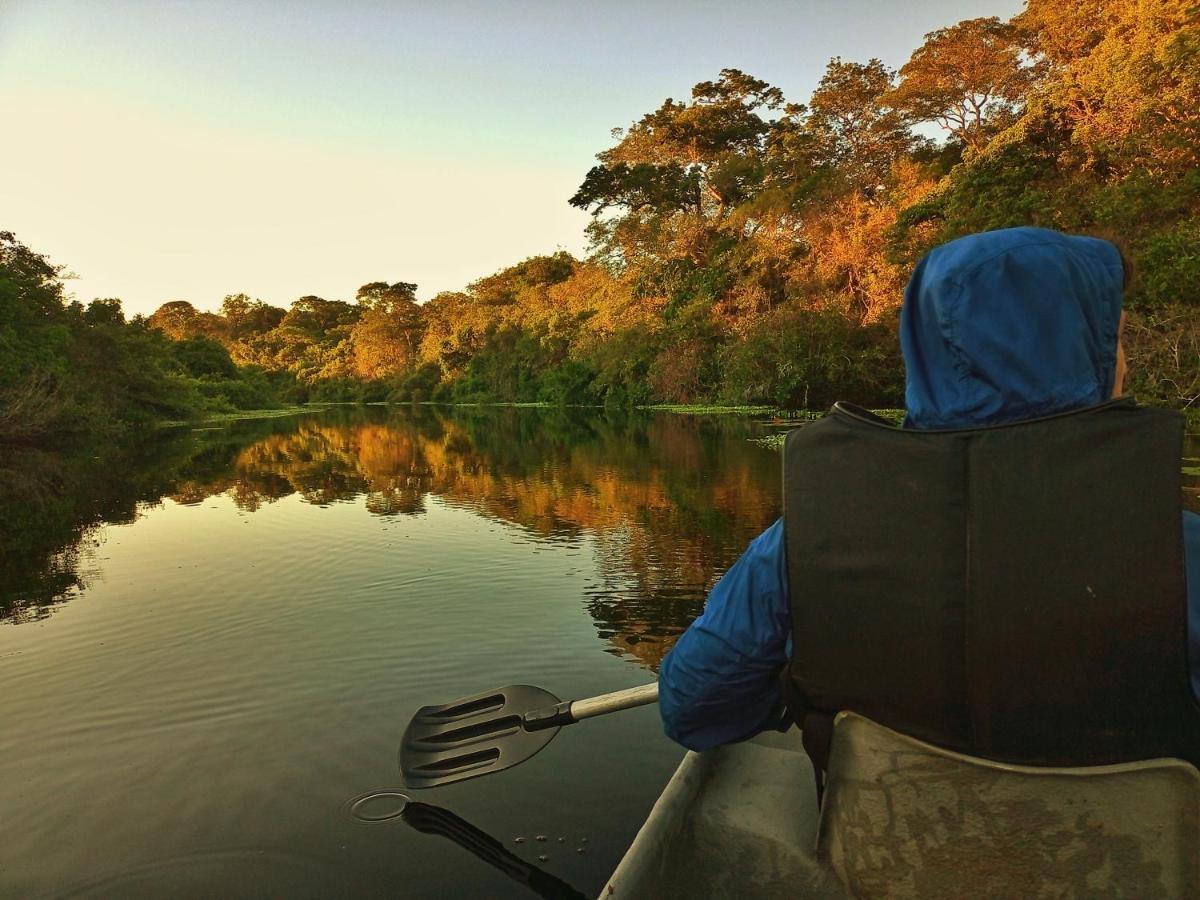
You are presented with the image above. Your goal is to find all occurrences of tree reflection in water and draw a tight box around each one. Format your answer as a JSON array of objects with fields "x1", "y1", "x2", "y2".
[
  {"x1": 4, "y1": 407, "x2": 1197, "y2": 669},
  {"x1": 0, "y1": 407, "x2": 781, "y2": 665}
]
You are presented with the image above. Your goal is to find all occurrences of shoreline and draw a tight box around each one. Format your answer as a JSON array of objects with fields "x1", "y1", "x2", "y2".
[{"x1": 173, "y1": 401, "x2": 1198, "y2": 429}]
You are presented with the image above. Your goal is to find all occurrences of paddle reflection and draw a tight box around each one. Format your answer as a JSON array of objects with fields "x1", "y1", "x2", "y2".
[{"x1": 400, "y1": 799, "x2": 588, "y2": 900}]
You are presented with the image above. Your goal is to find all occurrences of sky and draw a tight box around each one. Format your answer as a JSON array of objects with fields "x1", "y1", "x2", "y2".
[{"x1": 0, "y1": 0, "x2": 1023, "y2": 316}]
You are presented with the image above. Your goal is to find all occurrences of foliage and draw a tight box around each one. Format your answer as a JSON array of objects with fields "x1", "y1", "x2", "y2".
[
  {"x1": 6, "y1": 2, "x2": 1200, "y2": 433},
  {"x1": 719, "y1": 306, "x2": 904, "y2": 409},
  {"x1": 0, "y1": 233, "x2": 288, "y2": 442},
  {"x1": 350, "y1": 281, "x2": 423, "y2": 379},
  {"x1": 892, "y1": 17, "x2": 1030, "y2": 151},
  {"x1": 806, "y1": 58, "x2": 917, "y2": 188},
  {"x1": 1124, "y1": 305, "x2": 1200, "y2": 409},
  {"x1": 1133, "y1": 215, "x2": 1200, "y2": 308}
]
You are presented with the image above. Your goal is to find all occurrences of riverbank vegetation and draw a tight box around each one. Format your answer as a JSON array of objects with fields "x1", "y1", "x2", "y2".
[
  {"x1": 0, "y1": 231, "x2": 289, "y2": 441},
  {"x1": 2, "y1": 0, "x2": 1197, "y2": 443}
]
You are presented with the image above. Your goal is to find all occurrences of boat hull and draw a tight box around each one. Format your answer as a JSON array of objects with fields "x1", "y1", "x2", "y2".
[{"x1": 601, "y1": 728, "x2": 842, "y2": 898}]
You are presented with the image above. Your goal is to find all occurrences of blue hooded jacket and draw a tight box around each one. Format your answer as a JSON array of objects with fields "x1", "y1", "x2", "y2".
[{"x1": 659, "y1": 227, "x2": 1200, "y2": 751}]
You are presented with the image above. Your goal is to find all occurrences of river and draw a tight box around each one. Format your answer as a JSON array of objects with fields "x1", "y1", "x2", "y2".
[
  {"x1": 1, "y1": 406, "x2": 1197, "y2": 898},
  {"x1": 0, "y1": 406, "x2": 784, "y2": 898}
]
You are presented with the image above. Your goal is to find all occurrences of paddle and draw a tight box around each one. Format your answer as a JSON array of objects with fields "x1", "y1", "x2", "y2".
[{"x1": 400, "y1": 682, "x2": 659, "y2": 788}]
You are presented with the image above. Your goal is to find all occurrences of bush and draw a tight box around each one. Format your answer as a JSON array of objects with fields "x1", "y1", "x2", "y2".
[
  {"x1": 719, "y1": 305, "x2": 904, "y2": 409},
  {"x1": 537, "y1": 359, "x2": 598, "y2": 405},
  {"x1": 647, "y1": 338, "x2": 721, "y2": 404},
  {"x1": 1132, "y1": 218, "x2": 1200, "y2": 310},
  {"x1": 387, "y1": 362, "x2": 443, "y2": 403},
  {"x1": 452, "y1": 327, "x2": 554, "y2": 403},
  {"x1": 195, "y1": 373, "x2": 279, "y2": 410},
  {"x1": 1124, "y1": 305, "x2": 1200, "y2": 408},
  {"x1": 580, "y1": 327, "x2": 660, "y2": 407},
  {"x1": 308, "y1": 379, "x2": 363, "y2": 403}
]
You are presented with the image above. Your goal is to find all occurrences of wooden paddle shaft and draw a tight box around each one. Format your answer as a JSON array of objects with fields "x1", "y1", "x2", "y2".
[{"x1": 569, "y1": 682, "x2": 660, "y2": 722}]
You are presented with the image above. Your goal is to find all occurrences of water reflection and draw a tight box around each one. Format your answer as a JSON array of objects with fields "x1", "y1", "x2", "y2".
[
  {"x1": 3, "y1": 407, "x2": 1197, "y2": 669},
  {"x1": 0, "y1": 433, "x2": 205, "y2": 623},
  {"x1": 0, "y1": 407, "x2": 783, "y2": 669}
]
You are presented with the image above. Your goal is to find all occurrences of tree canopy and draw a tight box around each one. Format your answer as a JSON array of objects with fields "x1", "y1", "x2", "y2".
[{"x1": 4, "y1": 0, "x2": 1198, "y2": 438}]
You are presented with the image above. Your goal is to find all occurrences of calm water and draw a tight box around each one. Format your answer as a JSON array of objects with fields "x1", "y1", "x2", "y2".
[
  {"x1": 1, "y1": 407, "x2": 1197, "y2": 899},
  {"x1": 0, "y1": 406, "x2": 784, "y2": 898}
]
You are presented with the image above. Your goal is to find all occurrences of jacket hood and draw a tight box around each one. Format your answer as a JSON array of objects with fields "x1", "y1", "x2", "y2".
[{"x1": 901, "y1": 227, "x2": 1125, "y2": 430}]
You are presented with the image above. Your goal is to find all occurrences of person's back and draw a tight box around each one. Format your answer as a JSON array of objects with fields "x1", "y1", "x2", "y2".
[{"x1": 658, "y1": 227, "x2": 1200, "y2": 760}]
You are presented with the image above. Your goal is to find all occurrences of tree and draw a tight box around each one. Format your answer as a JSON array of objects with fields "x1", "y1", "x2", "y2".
[
  {"x1": 349, "y1": 281, "x2": 424, "y2": 379},
  {"x1": 469, "y1": 253, "x2": 575, "y2": 307},
  {"x1": 147, "y1": 300, "x2": 226, "y2": 341},
  {"x1": 0, "y1": 232, "x2": 71, "y2": 439},
  {"x1": 1012, "y1": 0, "x2": 1115, "y2": 71},
  {"x1": 571, "y1": 69, "x2": 783, "y2": 268},
  {"x1": 278, "y1": 295, "x2": 359, "y2": 342},
  {"x1": 893, "y1": 17, "x2": 1030, "y2": 151},
  {"x1": 1015, "y1": 0, "x2": 1200, "y2": 177},
  {"x1": 221, "y1": 293, "x2": 285, "y2": 340},
  {"x1": 68, "y1": 299, "x2": 202, "y2": 427},
  {"x1": 806, "y1": 58, "x2": 917, "y2": 189},
  {"x1": 418, "y1": 290, "x2": 484, "y2": 376},
  {"x1": 171, "y1": 336, "x2": 238, "y2": 379}
]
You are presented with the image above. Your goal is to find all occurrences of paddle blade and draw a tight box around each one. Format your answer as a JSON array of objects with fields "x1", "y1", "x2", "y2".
[{"x1": 400, "y1": 684, "x2": 563, "y2": 789}]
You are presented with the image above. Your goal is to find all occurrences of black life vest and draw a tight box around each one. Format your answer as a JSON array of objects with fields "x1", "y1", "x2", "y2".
[{"x1": 781, "y1": 399, "x2": 1200, "y2": 782}]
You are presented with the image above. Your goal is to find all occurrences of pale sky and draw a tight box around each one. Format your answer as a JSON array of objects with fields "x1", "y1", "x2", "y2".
[{"x1": 0, "y1": 0, "x2": 1022, "y2": 316}]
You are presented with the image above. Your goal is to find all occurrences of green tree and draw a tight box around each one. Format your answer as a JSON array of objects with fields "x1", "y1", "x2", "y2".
[
  {"x1": 0, "y1": 232, "x2": 71, "y2": 440},
  {"x1": 172, "y1": 336, "x2": 239, "y2": 379},
  {"x1": 571, "y1": 69, "x2": 783, "y2": 268}
]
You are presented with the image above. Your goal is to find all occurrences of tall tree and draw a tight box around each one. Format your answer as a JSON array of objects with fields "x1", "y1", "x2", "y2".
[
  {"x1": 892, "y1": 17, "x2": 1030, "y2": 151},
  {"x1": 571, "y1": 69, "x2": 783, "y2": 267},
  {"x1": 147, "y1": 300, "x2": 227, "y2": 341},
  {"x1": 350, "y1": 281, "x2": 424, "y2": 379},
  {"x1": 0, "y1": 232, "x2": 70, "y2": 439},
  {"x1": 1015, "y1": 0, "x2": 1200, "y2": 176},
  {"x1": 806, "y1": 58, "x2": 917, "y2": 189},
  {"x1": 278, "y1": 295, "x2": 359, "y2": 343},
  {"x1": 220, "y1": 293, "x2": 285, "y2": 340}
]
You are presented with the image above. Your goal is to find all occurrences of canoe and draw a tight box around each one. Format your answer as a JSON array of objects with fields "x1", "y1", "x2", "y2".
[
  {"x1": 602, "y1": 712, "x2": 1200, "y2": 899},
  {"x1": 602, "y1": 727, "x2": 841, "y2": 898}
]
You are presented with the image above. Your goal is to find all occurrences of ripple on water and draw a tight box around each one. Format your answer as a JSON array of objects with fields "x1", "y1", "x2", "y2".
[
  {"x1": 346, "y1": 790, "x2": 410, "y2": 823},
  {"x1": 53, "y1": 848, "x2": 348, "y2": 899}
]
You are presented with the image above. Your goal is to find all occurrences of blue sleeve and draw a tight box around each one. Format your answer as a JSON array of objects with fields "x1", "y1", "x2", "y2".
[
  {"x1": 1186, "y1": 511, "x2": 1200, "y2": 700},
  {"x1": 658, "y1": 518, "x2": 792, "y2": 751}
]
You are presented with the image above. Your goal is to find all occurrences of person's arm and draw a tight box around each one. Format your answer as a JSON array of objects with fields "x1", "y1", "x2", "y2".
[{"x1": 658, "y1": 518, "x2": 791, "y2": 751}]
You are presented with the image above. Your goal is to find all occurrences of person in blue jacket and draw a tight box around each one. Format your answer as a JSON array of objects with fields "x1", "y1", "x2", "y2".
[{"x1": 658, "y1": 226, "x2": 1200, "y2": 751}]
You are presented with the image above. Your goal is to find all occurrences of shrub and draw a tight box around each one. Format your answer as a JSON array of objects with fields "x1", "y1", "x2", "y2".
[
  {"x1": 1132, "y1": 218, "x2": 1200, "y2": 310},
  {"x1": 538, "y1": 359, "x2": 599, "y2": 405},
  {"x1": 719, "y1": 305, "x2": 904, "y2": 409},
  {"x1": 387, "y1": 363, "x2": 443, "y2": 403},
  {"x1": 1124, "y1": 305, "x2": 1200, "y2": 409}
]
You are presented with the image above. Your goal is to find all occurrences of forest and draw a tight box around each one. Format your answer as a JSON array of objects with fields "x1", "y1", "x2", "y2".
[{"x1": 2, "y1": 0, "x2": 1198, "y2": 442}]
